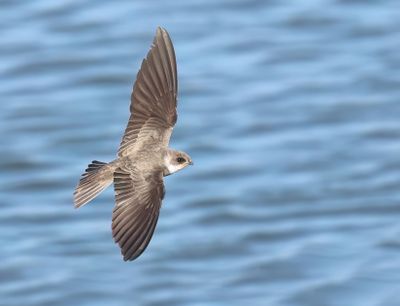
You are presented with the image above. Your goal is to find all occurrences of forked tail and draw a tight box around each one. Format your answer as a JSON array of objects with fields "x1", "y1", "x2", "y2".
[{"x1": 73, "y1": 160, "x2": 114, "y2": 208}]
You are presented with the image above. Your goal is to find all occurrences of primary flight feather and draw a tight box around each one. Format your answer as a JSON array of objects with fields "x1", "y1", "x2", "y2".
[{"x1": 73, "y1": 27, "x2": 193, "y2": 261}]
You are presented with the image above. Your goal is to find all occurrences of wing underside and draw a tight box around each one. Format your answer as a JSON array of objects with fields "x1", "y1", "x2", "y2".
[
  {"x1": 112, "y1": 167, "x2": 165, "y2": 261},
  {"x1": 118, "y1": 27, "x2": 178, "y2": 157}
]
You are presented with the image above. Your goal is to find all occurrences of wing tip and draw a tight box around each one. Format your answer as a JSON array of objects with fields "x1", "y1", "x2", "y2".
[
  {"x1": 123, "y1": 254, "x2": 135, "y2": 261},
  {"x1": 156, "y1": 26, "x2": 167, "y2": 35},
  {"x1": 155, "y1": 26, "x2": 172, "y2": 43},
  {"x1": 122, "y1": 249, "x2": 144, "y2": 261}
]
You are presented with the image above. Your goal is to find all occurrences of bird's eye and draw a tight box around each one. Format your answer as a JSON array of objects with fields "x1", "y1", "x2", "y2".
[{"x1": 176, "y1": 157, "x2": 186, "y2": 163}]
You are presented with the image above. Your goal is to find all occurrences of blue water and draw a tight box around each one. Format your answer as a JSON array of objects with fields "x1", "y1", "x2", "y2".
[{"x1": 1, "y1": 1, "x2": 400, "y2": 305}]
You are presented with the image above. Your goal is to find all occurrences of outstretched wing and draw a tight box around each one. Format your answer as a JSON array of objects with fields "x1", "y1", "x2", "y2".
[
  {"x1": 112, "y1": 167, "x2": 165, "y2": 261},
  {"x1": 118, "y1": 27, "x2": 178, "y2": 157}
]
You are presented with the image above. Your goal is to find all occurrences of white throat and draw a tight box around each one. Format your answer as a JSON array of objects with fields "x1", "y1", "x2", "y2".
[{"x1": 164, "y1": 158, "x2": 181, "y2": 175}]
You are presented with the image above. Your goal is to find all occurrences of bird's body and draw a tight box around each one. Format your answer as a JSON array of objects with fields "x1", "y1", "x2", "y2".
[{"x1": 73, "y1": 27, "x2": 192, "y2": 261}]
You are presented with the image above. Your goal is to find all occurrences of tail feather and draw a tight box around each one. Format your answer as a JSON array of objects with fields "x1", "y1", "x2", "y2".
[
  {"x1": 85, "y1": 160, "x2": 107, "y2": 172},
  {"x1": 74, "y1": 160, "x2": 113, "y2": 208}
]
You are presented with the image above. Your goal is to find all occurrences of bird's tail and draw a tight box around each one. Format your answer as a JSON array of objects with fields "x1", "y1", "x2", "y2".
[{"x1": 73, "y1": 160, "x2": 114, "y2": 208}]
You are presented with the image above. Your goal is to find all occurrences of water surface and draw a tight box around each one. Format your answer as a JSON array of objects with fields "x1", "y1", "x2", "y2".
[{"x1": 1, "y1": 1, "x2": 400, "y2": 305}]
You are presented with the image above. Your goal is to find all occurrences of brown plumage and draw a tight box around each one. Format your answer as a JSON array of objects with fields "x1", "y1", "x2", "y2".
[{"x1": 73, "y1": 27, "x2": 193, "y2": 261}]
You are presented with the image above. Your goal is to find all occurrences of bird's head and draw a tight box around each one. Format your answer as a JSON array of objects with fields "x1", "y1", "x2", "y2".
[{"x1": 164, "y1": 149, "x2": 193, "y2": 176}]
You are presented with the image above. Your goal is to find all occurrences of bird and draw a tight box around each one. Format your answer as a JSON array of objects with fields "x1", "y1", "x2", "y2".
[{"x1": 73, "y1": 27, "x2": 193, "y2": 261}]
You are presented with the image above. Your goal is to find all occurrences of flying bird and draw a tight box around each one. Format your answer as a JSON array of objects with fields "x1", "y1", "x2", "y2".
[{"x1": 74, "y1": 27, "x2": 193, "y2": 261}]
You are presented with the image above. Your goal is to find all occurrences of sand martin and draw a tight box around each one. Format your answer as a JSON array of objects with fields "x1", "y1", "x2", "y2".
[{"x1": 74, "y1": 27, "x2": 192, "y2": 261}]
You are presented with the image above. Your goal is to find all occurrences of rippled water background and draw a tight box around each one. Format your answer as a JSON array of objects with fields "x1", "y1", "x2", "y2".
[{"x1": 1, "y1": 0, "x2": 400, "y2": 305}]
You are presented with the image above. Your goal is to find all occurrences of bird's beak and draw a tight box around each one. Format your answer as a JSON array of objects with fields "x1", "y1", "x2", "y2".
[{"x1": 189, "y1": 160, "x2": 194, "y2": 166}]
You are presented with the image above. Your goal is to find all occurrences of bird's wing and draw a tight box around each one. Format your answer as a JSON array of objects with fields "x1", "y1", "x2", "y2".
[
  {"x1": 118, "y1": 27, "x2": 178, "y2": 157},
  {"x1": 112, "y1": 166, "x2": 165, "y2": 261}
]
